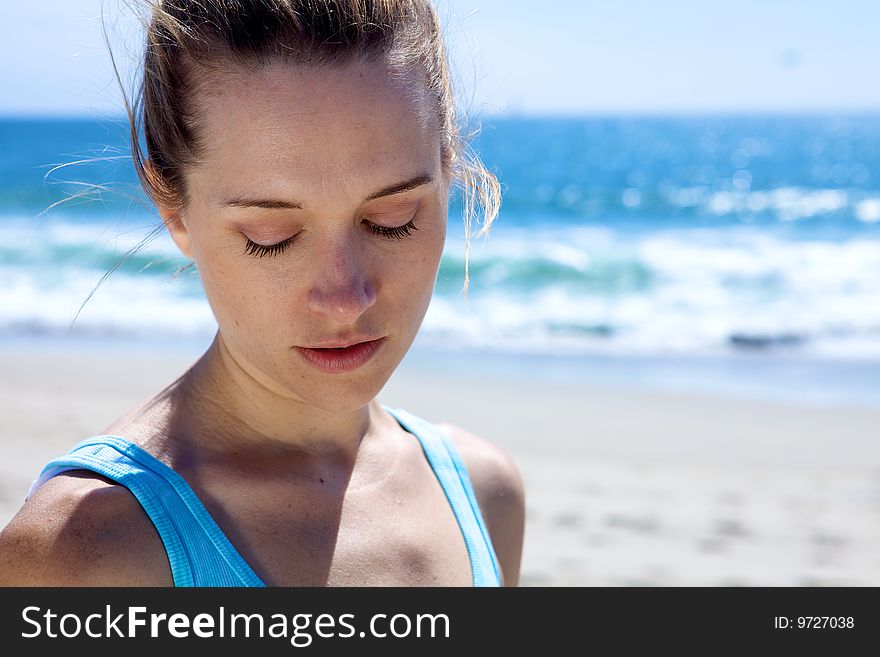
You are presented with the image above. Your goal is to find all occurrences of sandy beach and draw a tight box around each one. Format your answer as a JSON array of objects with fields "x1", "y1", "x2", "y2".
[{"x1": 1, "y1": 339, "x2": 878, "y2": 586}]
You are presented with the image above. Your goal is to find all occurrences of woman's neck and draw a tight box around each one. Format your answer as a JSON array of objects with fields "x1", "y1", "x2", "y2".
[{"x1": 146, "y1": 332, "x2": 399, "y2": 478}]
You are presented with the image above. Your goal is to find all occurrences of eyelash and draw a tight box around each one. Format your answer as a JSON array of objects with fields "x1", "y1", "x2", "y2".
[
  {"x1": 367, "y1": 218, "x2": 419, "y2": 240},
  {"x1": 244, "y1": 235, "x2": 297, "y2": 258},
  {"x1": 243, "y1": 219, "x2": 418, "y2": 258}
]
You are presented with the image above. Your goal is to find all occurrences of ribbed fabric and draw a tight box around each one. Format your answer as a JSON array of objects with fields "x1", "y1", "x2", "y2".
[{"x1": 27, "y1": 405, "x2": 502, "y2": 587}]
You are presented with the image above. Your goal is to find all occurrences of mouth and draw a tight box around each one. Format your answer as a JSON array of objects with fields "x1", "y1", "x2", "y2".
[{"x1": 293, "y1": 337, "x2": 387, "y2": 374}]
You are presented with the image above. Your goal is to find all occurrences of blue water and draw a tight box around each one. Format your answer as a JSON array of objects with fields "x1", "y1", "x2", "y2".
[{"x1": 1, "y1": 114, "x2": 878, "y2": 404}]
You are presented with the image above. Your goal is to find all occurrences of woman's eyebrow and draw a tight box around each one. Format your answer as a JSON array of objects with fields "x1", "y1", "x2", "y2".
[{"x1": 221, "y1": 173, "x2": 434, "y2": 210}]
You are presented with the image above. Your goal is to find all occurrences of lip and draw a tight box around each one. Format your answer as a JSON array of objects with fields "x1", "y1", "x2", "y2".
[{"x1": 294, "y1": 337, "x2": 387, "y2": 374}]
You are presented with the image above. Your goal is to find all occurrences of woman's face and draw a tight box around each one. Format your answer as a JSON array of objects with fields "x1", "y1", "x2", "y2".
[{"x1": 165, "y1": 58, "x2": 448, "y2": 411}]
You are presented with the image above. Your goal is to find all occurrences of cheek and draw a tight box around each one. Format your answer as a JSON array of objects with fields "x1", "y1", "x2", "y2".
[
  {"x1": 385, "y1": 220, "x2": 445, "y2": 279},
  {"x1": 384, "y1": 224, "x2": 446, "y2": 318},
  {"x1": 190, "y1": 233, "x2": 287, "y2": 336}
]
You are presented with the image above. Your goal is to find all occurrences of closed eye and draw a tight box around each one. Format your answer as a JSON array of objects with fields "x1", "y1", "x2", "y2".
[
  {"x1": 244, "y1": 234, "x2": 297, "y2": 258},
  {"x1": 366, "y1": 218, "x2": 418, "y2": 240}
]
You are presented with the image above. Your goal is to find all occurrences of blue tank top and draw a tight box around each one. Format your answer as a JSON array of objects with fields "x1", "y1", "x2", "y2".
[{"x1": 26, "y1": 405, "x2": 502, "y2": 587}]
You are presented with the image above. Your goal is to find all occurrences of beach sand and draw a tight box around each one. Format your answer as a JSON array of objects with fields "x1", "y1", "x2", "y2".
[{"x1": 1, "y1": 341, "x2": 879, "y2": 586}]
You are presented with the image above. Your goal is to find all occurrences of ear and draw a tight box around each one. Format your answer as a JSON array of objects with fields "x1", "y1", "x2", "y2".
[
  {"x1": 158, "y1": 204, "x2": 194, "y2": 261},
  {"x1": 144, "y1": 160, "x2": 194, "y2": 260}
]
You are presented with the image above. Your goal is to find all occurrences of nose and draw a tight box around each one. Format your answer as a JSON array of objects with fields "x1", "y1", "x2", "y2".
[{"x1": 306, "y1": 243, "x2": 377, "y2": 324}]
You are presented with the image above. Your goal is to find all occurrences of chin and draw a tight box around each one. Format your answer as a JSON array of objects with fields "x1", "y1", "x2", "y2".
[
  {"x1": 282, "y1": 356, "x2": 398, "y2": 412},
  {"x1": 299, "y1": 379, "x2": 387, "y2": 413}
]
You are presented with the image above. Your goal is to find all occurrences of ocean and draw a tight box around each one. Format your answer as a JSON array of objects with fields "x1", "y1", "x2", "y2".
[{"x1": 1, "y1": 114, "x2": 878, "y2": 406}]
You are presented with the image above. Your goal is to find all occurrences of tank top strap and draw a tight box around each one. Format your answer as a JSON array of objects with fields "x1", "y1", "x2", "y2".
[
  {"x1": 27, "y1": 436, "x2": 265, "y2": 587},
  {"x1": 382, "y1": 406, "x2": 503, "y2": 587}
]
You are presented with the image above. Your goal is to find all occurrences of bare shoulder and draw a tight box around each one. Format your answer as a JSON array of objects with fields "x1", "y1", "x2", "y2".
[
  {"x1": 436, "y1": 422, "x2": 526, "y2": 587},
  {"x1": 0, "y1": 472, "x2": 172, "y2": 586}
]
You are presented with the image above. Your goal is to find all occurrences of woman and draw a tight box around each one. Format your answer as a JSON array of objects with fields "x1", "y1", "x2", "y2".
[{"x1": 0, "y1": 0, "x2": 524, "y2": 586}]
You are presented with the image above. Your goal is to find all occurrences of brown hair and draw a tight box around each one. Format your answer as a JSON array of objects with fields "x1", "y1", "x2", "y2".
[{"x1": 111, "y1": 0, "x2": 500, "y2": 293}]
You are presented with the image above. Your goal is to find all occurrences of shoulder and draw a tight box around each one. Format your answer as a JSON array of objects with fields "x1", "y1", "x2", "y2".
[
  {"x1": 436, "y1": 422, "x2": 526, "y2": 587},
  {"x1": 0, "y1": 471, "x2": 172, "y2": 586}
]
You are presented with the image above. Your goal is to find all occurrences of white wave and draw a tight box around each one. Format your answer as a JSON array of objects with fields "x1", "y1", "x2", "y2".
[
  {"x1": 0, "y1": 215, "x2": 181, "y2": 259},
  {"x1": 429, "y1": 225, "x2": 880, "y2": 358},
  {"x1": 855, "y1": 199, "x2": 880, "y2": 224},
  {"x1": 0, "y1": 266, "x2": 216, "y2": 339}
]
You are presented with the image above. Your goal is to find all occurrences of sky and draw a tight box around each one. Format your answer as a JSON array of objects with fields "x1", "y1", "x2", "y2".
[{"x1": 1, "y1": 0, "x2": 879, "y2": 116}]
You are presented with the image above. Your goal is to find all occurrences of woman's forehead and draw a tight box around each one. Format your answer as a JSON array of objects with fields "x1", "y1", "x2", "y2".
[
  {"x1": 191, "y1": 60, "x2": 436, "y2": 163},
  {"x1": 187, "y1": 59, "x2": 441, "y2": 201}
]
